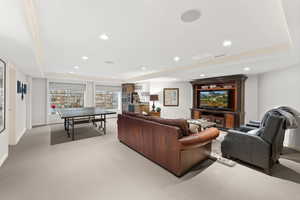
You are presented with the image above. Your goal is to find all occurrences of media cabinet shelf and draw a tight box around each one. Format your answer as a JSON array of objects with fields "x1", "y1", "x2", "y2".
[
  {"x1": 191, "y1": 108, "x2": 239, "y2": 115},
  {"x1": 191, "y1": 74, "x2": 247, "y2": 129},
  {"x1": 196, "y1": 87, "x2": 236, "y2": 91}
]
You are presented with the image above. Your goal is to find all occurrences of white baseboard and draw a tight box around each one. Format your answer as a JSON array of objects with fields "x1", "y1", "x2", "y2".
[
  {"x1": 11, "y1": 128, "x2": 27, "y2": 146},
  {"x1": 284, "y1": 145, "x2": 300, "y2": 152},
  {"x1": 16, "y1": 128, "x2": 27, "y2": 144},
  {"x1": 291, "y1": 146, "x2": 300, "y2": 151},
  {"x1": 0, "y1": 153, "x2": 8, "y2": 167}
]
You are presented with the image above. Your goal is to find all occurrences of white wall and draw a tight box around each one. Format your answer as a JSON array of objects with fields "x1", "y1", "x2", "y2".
[
  {"x1": 8, "y1": 64, "x2": 16, "y2": 146},
  {"x1": 245, "y1": 75, "x2": 259, "y2": 122},
  {"x1": 0, "y1": 61, "x2": 30, "y2": 165},
  {"x1": 26, "y1": 76, "x2": 32, "y2": 129},
  {"x1": 0, "y1": 130, "x2": 8, "y2": 166},
  {"x1": 258, "y1": 64, "x2": 300, "y2": 149},
  {"x1": 149, "y1": 82, "x2": 192, "y2": 119},
  {"x1": 0, "y1": 62, "x2": 10, "y2": 166},
  {"x1": 14, "y1": 70, "x2": 28, "y2": 144},
  {"x1": 32, "y1": 78, "x2": 47, "y2": 126}
]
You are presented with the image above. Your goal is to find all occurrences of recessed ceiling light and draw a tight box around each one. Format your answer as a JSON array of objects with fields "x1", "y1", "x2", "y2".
[
  {"x1": 69, "y1": 71, "x2": 75, "y2": 74},
  {"x1": 223, "y1": 40, "x2": 232, "y2": 47},
  {"x1": 104, "y1": 61, "x2": 114, "y2": 64},
  {"x1": 181, "y1": 9, "x2": 201, "y2": 23},
  {"x1": 99, "y1": 33, "x2": 109, "y2": 40},
  {"x1": 74, "y1": 66, "x2": 79, "y2": 69},
  {"x1": 200, "y1": 74, "x2": 205, "y2": 77},
  {"x1": 174, "y1": 56, "x2": 181, "y2": 62},
  {"x1": 244, "y1": 67, "x2": 251, "y2": 71},
  {"x1": 141, "y1": 66, "x2": 147, "y2": 71},
  {"x1": 82, "y1": 56, "x2": 88, "y2": 60}
]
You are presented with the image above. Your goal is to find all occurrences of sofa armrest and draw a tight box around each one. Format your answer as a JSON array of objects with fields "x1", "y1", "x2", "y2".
[{"x1": 179, "y1": 128, "x2": 220, "y2": 146}]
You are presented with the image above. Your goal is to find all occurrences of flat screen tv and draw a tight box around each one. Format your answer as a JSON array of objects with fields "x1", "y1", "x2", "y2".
[{"x1": 199, "y1": 90, "x2": 231, "y2": 110}]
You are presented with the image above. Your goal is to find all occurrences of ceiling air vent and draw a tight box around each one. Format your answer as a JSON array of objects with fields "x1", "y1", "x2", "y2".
[{"x1": 214, "y1": 54, "x2": 226, "y2": 59}]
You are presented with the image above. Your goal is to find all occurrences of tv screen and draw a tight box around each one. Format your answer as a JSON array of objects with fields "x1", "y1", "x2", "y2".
[{"x1": 199, "y1": 90, "x2": 230, "y2": 109}]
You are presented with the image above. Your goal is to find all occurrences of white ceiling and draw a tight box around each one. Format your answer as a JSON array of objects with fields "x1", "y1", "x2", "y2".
[
  {"x1": 1, "y1": 0, "x2": 299, "y2": 82},
  {"x1": 0, "y1": 0, "x2": 38, "y2": 75}
]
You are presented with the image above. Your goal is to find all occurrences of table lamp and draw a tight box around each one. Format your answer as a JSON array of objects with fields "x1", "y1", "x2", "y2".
[{"x1": 150, "y1": 94, "x2": 159, "y2": 112}]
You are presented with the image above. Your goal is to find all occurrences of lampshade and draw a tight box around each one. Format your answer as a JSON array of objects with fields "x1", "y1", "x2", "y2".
[{"x1": 150, "y1": 94, "x2": 159, "y2": 101}]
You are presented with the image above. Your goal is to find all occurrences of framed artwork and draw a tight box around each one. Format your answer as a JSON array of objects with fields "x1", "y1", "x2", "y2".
[
  {"x1": 163, "y1": 88, "x2": 179, "y2": 106},
  {"x1": 23, "y1": 84, "x2": 27, "y2": 94},
  {"x1": 17, "y1": 80, "x2": 21, "y2": 93},
  {"x1": 0, "y1": 59, "x2": 6, "y2": 133}
]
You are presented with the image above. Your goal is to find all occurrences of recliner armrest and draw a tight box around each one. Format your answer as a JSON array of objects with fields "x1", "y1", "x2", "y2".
[
  {"x1": 228, "y1": 129, "x2": 245, "y2": 135},
  {"x1": 246, "y1": 123, "x2": 260, "y2": 128},
  {"x1": 179, "y1": 128, "x2": 219, "y2": 146},
  {"x1": 238, "y1": 125, "x2": 257, "y2": 132},
  {"x1": 249, "y1": 120, "x2": 261, "y2": 125},
  {"x1": 226, "y1": 130, "x2": 269, "y2": 146}
]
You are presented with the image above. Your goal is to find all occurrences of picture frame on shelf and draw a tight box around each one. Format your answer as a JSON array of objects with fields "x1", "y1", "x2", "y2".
[{"x1": 163, "y1": 88, "x2": 179, "y2": 107}]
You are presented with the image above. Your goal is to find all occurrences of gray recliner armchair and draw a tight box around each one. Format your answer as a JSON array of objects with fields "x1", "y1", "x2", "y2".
[
  {"x1": 240, "y1": 106, "x2": 300, "y2": 131},
  {"x1": 221, "y1": 114, "x2": 286, "y2": 174}
]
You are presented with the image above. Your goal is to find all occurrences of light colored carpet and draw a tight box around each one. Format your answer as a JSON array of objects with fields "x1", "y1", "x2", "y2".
[{"x1": 0, "y1": 119, "x2": 300, "y2": 200}]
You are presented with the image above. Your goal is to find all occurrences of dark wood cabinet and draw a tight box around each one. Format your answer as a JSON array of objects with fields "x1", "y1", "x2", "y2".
[
  {"x1": 121, "y1": 83, "x2": 135, "y2": 112},
  {"x1": 149, "y1": 111, "x2": 161, "y2": 117},
  {"x1": 190, "y1": 75, "x2": 247, "y2": 129}
]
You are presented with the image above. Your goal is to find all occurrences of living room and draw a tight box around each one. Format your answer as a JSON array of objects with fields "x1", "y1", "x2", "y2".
[{"x1": 0, "y1": 0, "x2": 300, "y2": 200}]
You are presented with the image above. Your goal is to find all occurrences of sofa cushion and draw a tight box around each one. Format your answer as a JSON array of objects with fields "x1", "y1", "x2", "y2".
[
  {"x1": 189, "y1": 124, "x2": 200, "y2": 134},
  {"x1": 147, "y1": 117, "x2": 190, "y2": 136},
  {"x1": 123, "y1": 112, "x2": 190, "y2": 136},
  {"x1": 123, "y1": 112, "x2": 143, "y2": 118}
]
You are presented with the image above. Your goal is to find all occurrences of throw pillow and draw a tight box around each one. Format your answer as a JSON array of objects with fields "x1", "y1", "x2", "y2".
[{"x1": 189, "y1": 124, "x2": 199, "y2": 134}]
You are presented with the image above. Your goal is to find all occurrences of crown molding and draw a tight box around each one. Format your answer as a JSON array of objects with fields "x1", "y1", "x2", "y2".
[{"x1": 126, "y1": 43, "x2": 291, "y2": 82}]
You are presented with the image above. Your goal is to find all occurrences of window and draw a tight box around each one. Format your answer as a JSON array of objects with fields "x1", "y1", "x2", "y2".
[
  {"x1": 95, "y1": 85, "x2": 121, "y2": 110},
  {"x1": 49, "y1": 82, "x2": 86, "y2": 113}
]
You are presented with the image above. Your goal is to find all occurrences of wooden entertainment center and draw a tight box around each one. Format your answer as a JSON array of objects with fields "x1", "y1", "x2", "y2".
[{"x1": 191, "y1": 75, "x2": 247, "y2": 129}]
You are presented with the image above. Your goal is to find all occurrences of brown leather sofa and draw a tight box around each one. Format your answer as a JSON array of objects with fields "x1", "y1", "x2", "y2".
[{"x1": 117, "y1": 112, "x2": 220, "y2": 176}]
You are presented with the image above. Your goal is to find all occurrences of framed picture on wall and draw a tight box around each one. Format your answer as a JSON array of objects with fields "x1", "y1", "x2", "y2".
[
  {"x1": 163, "y1": 88, "x2": 179, "y2": 106},
  {"x1": 23, "y1": 84, "x2": 27, "y2": 94},
  {"x1": 17, "y1": 80, "x2": 21, "y2": 93}
]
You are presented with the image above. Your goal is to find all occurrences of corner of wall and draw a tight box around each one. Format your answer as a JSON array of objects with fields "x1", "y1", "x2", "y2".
[{"x1": 0, "y1": 152, "x2": 8, "y2": 167}]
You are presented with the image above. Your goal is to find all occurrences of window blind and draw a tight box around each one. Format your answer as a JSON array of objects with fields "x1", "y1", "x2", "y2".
[
  {"x1": 49, "y1": 82, "x2": 86, "y2": 93},
  {"x1": 95, "y1": 85, "x2": 121, "y2": 93}
]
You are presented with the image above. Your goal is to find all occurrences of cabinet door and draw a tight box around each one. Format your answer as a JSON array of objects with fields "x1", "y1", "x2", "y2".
[
  {"x1": 193, "y1": 111, "x2": 201, "y2": 119},
  {"x1": 225, "y1": 114, "x2": 234, "y2": 128}
]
